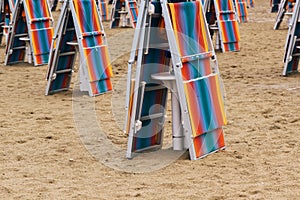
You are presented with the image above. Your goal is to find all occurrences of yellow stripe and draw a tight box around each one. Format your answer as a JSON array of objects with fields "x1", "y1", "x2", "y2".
[
  {"x1": 183, "y1": 83, "x2": 197, "y2": 136},
  {"x1": 215, "y1": 76, "x2": 227, "y2": 124},
  {"x1": 73, "y1": 1, "x2": 81, "y2": 32},
  {"x1": 168, "y1": 4, "x2": 181, "y2": 55},
  {"x1": 198, "y1": 2, "x2": 209, "y2": 51}
]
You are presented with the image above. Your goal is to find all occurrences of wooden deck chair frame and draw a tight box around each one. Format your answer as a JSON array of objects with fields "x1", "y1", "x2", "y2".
[
  {"x1": 124, "y1": 0, "x2": 170, "y2": 157},
  {"x1": 161, "y1": 0, "x2": 226, "y2": 160},
  {"x1": 0, "y1": 0, "x2": 19, "y2": 44},
  {"x1": 234, "y1": 0, "x2": 248, "y2": 23},
  {"x1": 96, "y1": 0, "x2": 110, "y2": 21},
  {"x1": 125, "y1": 0, "x2": 226, "y2": 160},
  {"x1": 110, "y1": 0, "x2": 138, "y2": 28},
  {"x1": 247, "y1": 0, "x2": 254, "y2": 8},
  {"x1": 206, "y1": 0, "x2": 240, "y2": 52},
  {"x1": 45, "y1": 0, "x2": 113, "y2": 96},
  {"x1": 5, "y1": 0, "x2": 54, "y2": 66},
  {"x1": 274, "y1": 0, "x2": 291, "y2": 30}
]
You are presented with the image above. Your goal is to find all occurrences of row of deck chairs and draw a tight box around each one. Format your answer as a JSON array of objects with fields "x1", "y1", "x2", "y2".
[
  {"x1": 0, "y1": 0, "x2": 247, "y2": 98},
  {"x1": 0, "y1": 0, "x2": 255, "y2": 99},
  {"x1": 270, "y1": 0, "x2": 300, "y2": 75},
  {"x1": 0, "y1": 0, "x2": 232, "y2": 161},
  {"x1": 0, "y1": 0, "x2": 248, "y2": 68}
]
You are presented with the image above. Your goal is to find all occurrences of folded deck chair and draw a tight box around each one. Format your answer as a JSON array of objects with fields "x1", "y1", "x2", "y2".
[
  {"x1": 45, "y1": 0, "x2": 113, "y2": 96},
  {"x1": 271, "y1": 0, "x2": 281, "y2": 12},
  {"x1": 274, "y1": 0, "x2": 295, "y2": 30},
  {"x1": 5, "y1": 0, "x2": 54, "y2": 66},
  {"x1": 96, "y1": 0, "x2": 109, "y2": 21},
  {"x1": 210, "y1": 0, "x2": 241, "y2": 52},
  {"x1": 110, "y1": 0, "x2": 138, "y2": 28},
  {"x1": 247, "y1": 0, "x2": 254, "y2": 7},
  {"x1": 0, "y1": 0, "x2": 17, "y2": 44},
  {"x1": 167, "y1": 1, "x2": 226, "y2": 159},
  {"x1": 126, "y1": 0, "x2": 226, "y2": 160},
  {"x1": 125, "y1": 1, "x2": 170, "y2": 155},
  {"x1": 282, "y1": 0, "x2": 300, "y2": 75},
  {"x1": 234, "y1": 0, "x2": 248, "y2": 23},
  {"x1": 0, "y1": 2, "x2": 5, "y2": 43}
]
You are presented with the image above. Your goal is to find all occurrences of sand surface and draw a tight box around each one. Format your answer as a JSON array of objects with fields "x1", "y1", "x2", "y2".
[{"x1": 1, "y1": 0, "x2": 300, "y2": 199}]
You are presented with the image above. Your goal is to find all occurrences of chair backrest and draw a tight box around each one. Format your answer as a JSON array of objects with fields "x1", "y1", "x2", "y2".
[
  {"x1": 72, "y1": 0, "x2": 113, "y2": 95},
  {"x1": 24, "y1": 0, "x2": 54, "y2": 65},
  {"x1": 46, "y1": 0, "x2": 113, "y2": 96},
  {"x1": 5, "y1": 0, "x2": 53, "y2": 66},
  {"x1": 125, "y1": 1, "x2": 170, "y2": 153},
  {"x1": 214, "y1": 0, "x2": 240, "y2": 52},
  {"x1": 235, "y1": 0, "x2": 248, "y2": 23},
  {"x1": 168, "y1": 1, "x2": 226, "y2": 137},
  {"x1": 97, "y1": 0, "x2": 110, "y2": 21}
]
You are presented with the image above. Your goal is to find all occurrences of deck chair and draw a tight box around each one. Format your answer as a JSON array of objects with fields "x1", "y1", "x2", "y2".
[
  {"x1": 110, "y1": 0, "x2": 138, "y2": 28},
  {"x1": 271, "y1": 0, "x2": 281, "y2": 12},
  {"x1": 274, "y1": 0, "x2": 296, "y2": 30},
  {"x1": 0, "y1": 2, "x2": 5, "y2": 43},
  {"x1": 5, "y1": 0, "x2": 54, "y2": 66},
  {"x1": 206, "y1": 0, "x2": 240, "y2": 52},
  {"x1": 45, "y1": 0, "x2": 113, "y2": 96},
  {"x1": 282, "y1": 0, "x2": 300, "y2": 75},
  {"x1": 96, "y1": 0, "x2": 109, "y2": 21},
  {"x1": 124, "y1": 1, "x2": 170, "y2": 154},
  {"x1": 0, "y1": 0, "x2": 17, "y2": 44},
  {"x1": 125, "y1": 0, "x2": 226, "y2": 160},
  {"x1": 234, "y1": 0, "x2": 248, "y2": 23},
  {"x1": 247, "y1": 0, "x2": 254, "y2": 7}
]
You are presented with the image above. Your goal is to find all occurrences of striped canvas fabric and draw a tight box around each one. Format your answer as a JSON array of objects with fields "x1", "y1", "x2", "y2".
[
  {"x1": 127, "y1": 2, "x2": 170, "y2": 152},
  {"x1": 214, "y1": 0, "x2": 240, "y2": 52},
  {"x1": 73, "y1": 0, "x2": 103, "y2": 35},
  {"x1": 73, "y1": 0, "x2": 113, "y2": 95},
  {"x1": 168, "y1": 1, "x2": 226, "y2": 159},
  {"x1": 46, "y1": 0, "x2": 113, "y2": 96},
  {"x1": 169, "y1": 2, "x2": 211, "y2": 55},
  {"x1": 235, "y1": 0, "x2": 248, "y2": 23},
  {"x1": 183, "y1": 74, "x2": 227, "y2": 137},
  {"x1": 97, "y1": 0, "x2": 110, "y2": 21},
  {"x1": 24, "y1": 0, "x2": 54, "y2": 65},
  {"x1": 193, "y1": 128, "x2": 225, "y2": 158},
  {"x1": 131, "y1": 49, "x2": 169, "y2": 151},
  {"x1": 127, "y1": 0, "x2": 138, "y2": 28},
  {"x1": 132, "y1": 85, "x2": 168, "y2": 151},
  {"x1": 248, "y1": 0, "x2": 254, "y2": 7},
  {"x1": 82, "y1": 46, "x2": 113, "y2": 95}
]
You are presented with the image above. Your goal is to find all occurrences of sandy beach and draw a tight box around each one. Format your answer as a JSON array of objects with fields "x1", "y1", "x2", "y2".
[{"x1": 1, "y1": 0, "x2": 300, "y2": 199}]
